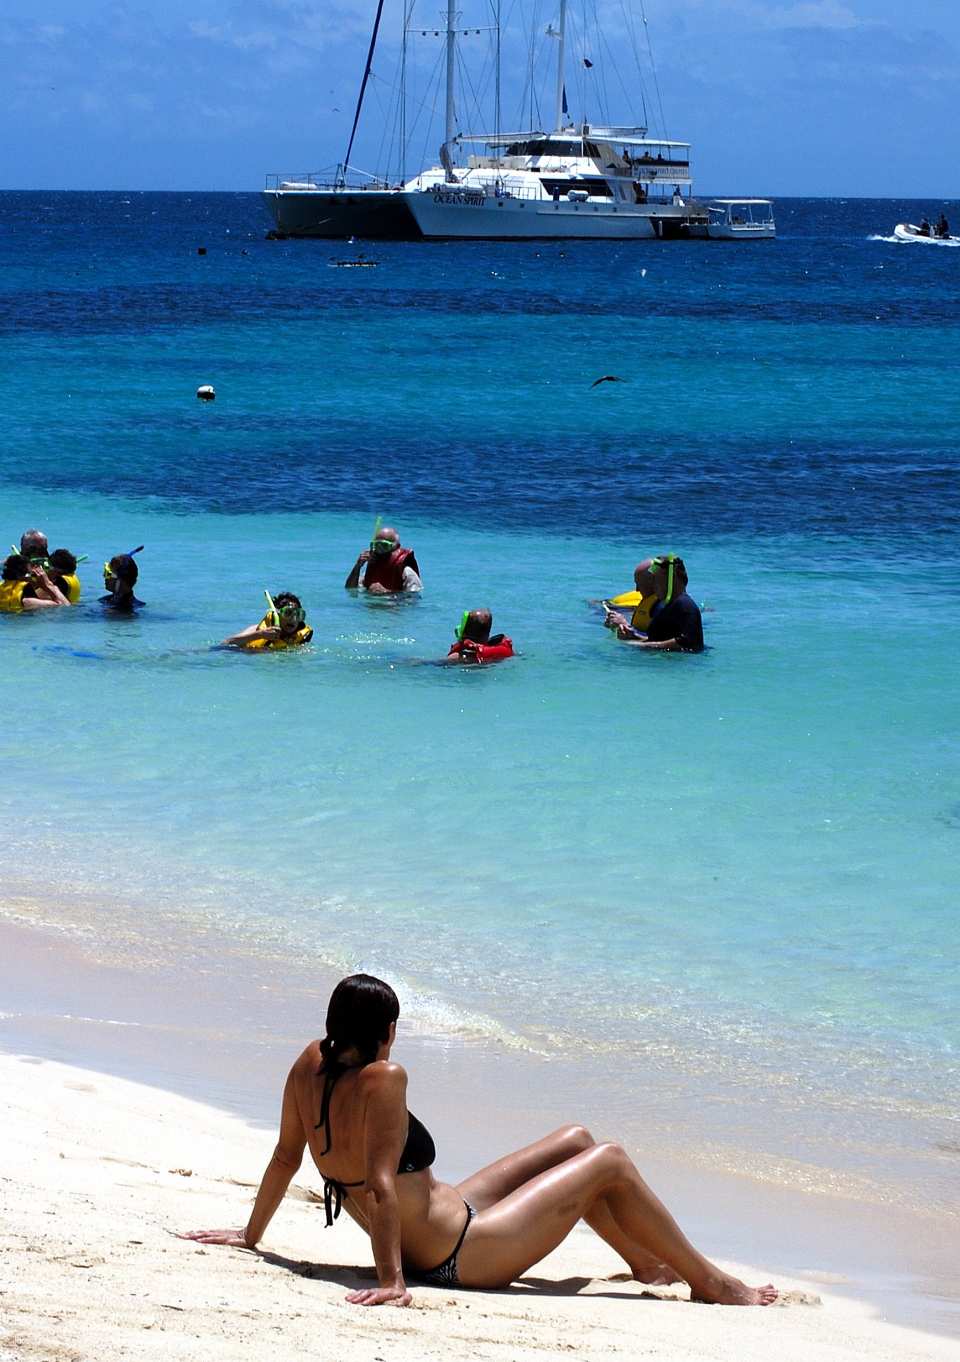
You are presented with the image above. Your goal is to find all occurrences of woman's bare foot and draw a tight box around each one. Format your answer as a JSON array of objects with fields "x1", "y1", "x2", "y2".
[{"x1": 691, "y1": 1271, "x2": 778, "y2": 1306}]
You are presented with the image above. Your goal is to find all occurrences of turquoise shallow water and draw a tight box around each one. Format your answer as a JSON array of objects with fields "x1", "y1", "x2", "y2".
[{"x1": 1, "y1": 193, "x2": 959, "y2": 1217}]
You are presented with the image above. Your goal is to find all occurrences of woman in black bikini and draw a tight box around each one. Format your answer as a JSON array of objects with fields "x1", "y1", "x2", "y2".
[{"x1": 183, "y1": 974, "x2": 776, "y2": 1309}]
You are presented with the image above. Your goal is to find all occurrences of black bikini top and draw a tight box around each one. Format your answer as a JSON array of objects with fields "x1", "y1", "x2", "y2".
[{"x1": 315, "y1": 1067, "x2": 436, "y2": 1227}]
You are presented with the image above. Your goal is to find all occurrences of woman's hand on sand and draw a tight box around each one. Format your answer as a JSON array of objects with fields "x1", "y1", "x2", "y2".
[
  {"x1": 344, "y1": 1284, "x2": 412, "y2": 1308},
  {"x1": 178, "y1": 1228, "x2": 250, "y2": 1248}
]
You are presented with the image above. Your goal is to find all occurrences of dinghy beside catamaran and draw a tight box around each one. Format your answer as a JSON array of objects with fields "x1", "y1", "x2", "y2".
[{"x1": 263, "y1": 2, "x2": 774, "y2": 243}]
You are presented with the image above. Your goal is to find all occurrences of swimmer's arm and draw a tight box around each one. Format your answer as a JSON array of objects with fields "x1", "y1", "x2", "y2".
[
  {"x1": 219, "y1": 623, "x2": 282, "y2": 647},
  {"x1": 401, "y1": 566, "x2": 422, "y2": 593},
  {"x1": 349, "y1": 1064, "x2": 410, "y2": 1306},
  {"x1": 181, "y1": 1065, "x2": 305, "y2": 1250},
  {"x1": 622, "y1": 637, "x2": 680, "y2": 650},
  {"x1": 22, "y1": 569, "x2": 70, "y2": 609},
  {"x1": 345, "y1": 550, "x2": 371, "y2": 589},
  {"x1": 242, "y1": 1068, "x2": 307, "y2": 1247}
]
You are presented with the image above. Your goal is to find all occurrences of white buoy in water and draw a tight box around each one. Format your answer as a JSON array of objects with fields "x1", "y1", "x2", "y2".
[{"x1": 196, "y1": 385, "x2": 216, "y2": 402}]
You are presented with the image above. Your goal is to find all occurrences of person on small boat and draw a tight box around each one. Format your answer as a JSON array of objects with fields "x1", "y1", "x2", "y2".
[
  {"x1": 919, "y1": 218, "x2": 932, "y2": 237},
  {"x1": 0, "y1": 554, "x2": 70, "y2": 612},
  {"x1": 936, "y1": 213, "x2": 950, "y2": 238},
  {"x1": 605, "y1": 555, "x2": 703, "y2": 653},
  {"x1": 444, "y1": 609, "x2": 514, "y2": 665},
  {"x1": 181, "y1": 973, "x2": 778, "y2": 1308},
  {"x1": 100, "y1": 554, "x2": 143, "y2": 613},
  {"x1": 345, "y1": 527, "x2": 422, "y2": 595},
  {"x1": 220, "y1": 592, "x2": 313, "y2": 650}
]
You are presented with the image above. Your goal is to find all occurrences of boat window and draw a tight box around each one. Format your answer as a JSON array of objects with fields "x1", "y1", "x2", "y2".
[
  {"x1": 542, "y1": 179, "x2": 611, "y2": 198},
  {"x1": 504, "y1": 139, "x2": 584, "y2": 156}
]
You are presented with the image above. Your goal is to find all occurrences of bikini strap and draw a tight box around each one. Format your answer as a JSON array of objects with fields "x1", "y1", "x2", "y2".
[{"x1": 315, "y1": 1069, "x2": 338, "y2": 1155}]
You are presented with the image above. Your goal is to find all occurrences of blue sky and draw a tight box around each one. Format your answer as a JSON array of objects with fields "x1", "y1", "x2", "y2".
[{"x1": 1, "y1": 1, "x2": 956, "y2": 194}]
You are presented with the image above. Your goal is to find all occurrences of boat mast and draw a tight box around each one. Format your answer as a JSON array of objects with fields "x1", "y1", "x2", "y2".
[
  {"x1": 340, "y1": 0, "x2": 388, "y2": 184},
  {"x1": 554, "y1": 0, "x2": 568, "y2": 131},
  {"x1": 444, "y1": 0, "x2": 457, "y2": 180}
]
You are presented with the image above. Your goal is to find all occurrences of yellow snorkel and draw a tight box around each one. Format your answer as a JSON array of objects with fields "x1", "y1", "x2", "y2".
[
  {"x1": 649, "y1": 553, "x2": 677, "y2": 604},
  {"x1": 264, "y1": 588, "x2": 280, "y2": 628}
]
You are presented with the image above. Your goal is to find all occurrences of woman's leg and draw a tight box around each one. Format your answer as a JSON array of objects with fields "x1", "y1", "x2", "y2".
[
  {"x1": 456, "y1": 1141, "x2": 777, "y2": 1306},
  {"x1": 457, "y1": 1126, "x2": 679, "y2": 1284}
]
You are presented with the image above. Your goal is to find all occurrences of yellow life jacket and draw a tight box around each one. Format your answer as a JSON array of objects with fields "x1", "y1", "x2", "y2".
[
  {"x1": 607, "y1": 589, "x2": 659, "y2": 632},
  {"x1": 241, "y1": 613, "x2": 313, "y2": 650},
  {"x1": 0, "y1": 579, "x2": 27, "y2": 612},
  {"x1": 60, "y1": 573, "x2": 81, "y2": 604}
]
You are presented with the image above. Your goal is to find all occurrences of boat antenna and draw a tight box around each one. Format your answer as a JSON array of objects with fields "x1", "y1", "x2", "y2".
[{"x1": 342, "y1": 0, "x2": 389, "y2": 182}]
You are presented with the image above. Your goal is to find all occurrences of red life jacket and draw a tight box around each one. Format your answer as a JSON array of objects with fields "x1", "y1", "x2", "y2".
[
  {"x1": 363, "y1": 546, "x2": 420, "y2": 592},
  {"x1": 447, "y1": 635, "x2": 514, "y2": 665}
]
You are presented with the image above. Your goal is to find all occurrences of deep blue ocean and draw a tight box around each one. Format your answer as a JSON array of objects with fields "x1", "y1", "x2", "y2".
[{"x1": 1, "y1": 192, "x2": 958, "y2": 1222}]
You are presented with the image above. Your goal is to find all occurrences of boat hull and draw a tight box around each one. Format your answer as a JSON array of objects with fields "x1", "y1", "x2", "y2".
[
  {"x1": 706, "y1": 223, "x2": 775, "y2": 240},
  {"x1": 403, "y1": 188, "x2": 706, "y2": 241},
  {"x1": 262, "y1": 188, "x2": 421, "y2": 240},
  {"x1": 893, "y1": 222, "x2": 959, "y2": 245}
]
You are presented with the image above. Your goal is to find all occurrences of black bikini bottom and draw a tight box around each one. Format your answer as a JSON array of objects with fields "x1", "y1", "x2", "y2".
[{"x1": 409, "y1": 1200, "x2": 476, "y2": 1287}]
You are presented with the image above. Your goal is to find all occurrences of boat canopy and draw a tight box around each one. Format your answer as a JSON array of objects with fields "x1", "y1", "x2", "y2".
[{"x1": 455, "y1": 128, "x2": 689, "y2": 152}]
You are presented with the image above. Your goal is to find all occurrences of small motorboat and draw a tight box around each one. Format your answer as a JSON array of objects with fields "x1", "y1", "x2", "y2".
[{"x1": 893, "y1": 222, "x2": 959, "y2": 245}]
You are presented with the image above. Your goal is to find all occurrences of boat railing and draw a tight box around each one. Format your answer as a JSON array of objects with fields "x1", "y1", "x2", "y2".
[{"x1": 264, "y1": 173, "x2": 398, "y2": 192}]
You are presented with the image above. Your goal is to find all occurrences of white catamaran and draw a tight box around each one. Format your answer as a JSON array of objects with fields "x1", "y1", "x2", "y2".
[{"x1": 263, "y1": 2, "x2": 773, "y2": 243}]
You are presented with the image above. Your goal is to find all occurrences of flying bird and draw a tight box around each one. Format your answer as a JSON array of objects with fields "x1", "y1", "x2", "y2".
[{"x1": 590, "y1": 375, "x2": 625, "y2": 388}]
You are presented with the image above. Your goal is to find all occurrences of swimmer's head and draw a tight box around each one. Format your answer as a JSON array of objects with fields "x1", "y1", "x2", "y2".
[
  {"x1": 20, "y1": 529, "x2": 48, "y2": 561},
  {"x1": 49, "y1": 548, "x2": 77, "y2": 576},
  {"x1": 648, "y1": 554, "x2": 687, "y2": 603},
  {"x1": 633, "y1": 558, "x2": 655, "y2": 592},
  {"x1": 3, "y1": 554, "x2": 29, "y2": 581},
  {"x1": 271, "y1": 591, "x2": 305, "y2": 635},
  {"x1": 369, "y1": 526, "x2": 400, "y2": 557},
  {"x1": 321, "y1": 974, "x2": 400, "y2": 1071},
  {"x1": 104, "y1": 554, "x2": 138, "y2": 590},
  {"x1": 456, "y1": 608, "x2": 492, "y2": 644}
]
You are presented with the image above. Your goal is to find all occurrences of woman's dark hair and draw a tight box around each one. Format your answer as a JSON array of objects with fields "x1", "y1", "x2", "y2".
[
  {"x1": 109, "y1": 554, "x2": 139, "y2": 586},
  {"x1": 273, "y1": 591, "x2": 301, "y2": 610},
  {"x1": 319, "y1": 974, "x2": 399, "y2": 1076},
  {"x1": 49, "y1": 548, "x2": 77, "y2": 574},
  {"x1": 2, "y1": 554, "x2": 28, "y2": 581}
]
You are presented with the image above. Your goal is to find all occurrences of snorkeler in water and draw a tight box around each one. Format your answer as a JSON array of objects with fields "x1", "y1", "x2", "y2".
[
  {"x1": 101, "y1": 550, "x2": 144, "y2": 613},
  {"x1": 603, "y1": 555, "x2": 704, "y2": 653},
  {"x1": 443, "y1": 609, "x2": 514, "y2": 665},
  {"x1": 0, "y1": 554, "x2": 70, "y2": 612},
  {"x1": 220, "y1": 592, "x2": 313, "y2": 650}
]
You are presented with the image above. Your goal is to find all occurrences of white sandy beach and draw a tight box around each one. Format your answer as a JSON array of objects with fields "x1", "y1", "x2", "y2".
[{"x1": 1, "y1": 1052, "x2": 954, "y2": 1362}]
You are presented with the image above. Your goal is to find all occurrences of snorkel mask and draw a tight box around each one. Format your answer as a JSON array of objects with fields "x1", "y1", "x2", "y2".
[
  {"x1": 455, "y1": 609, "x2": 471, "y2": 641},
  {"x1": 370, "y1": 537, "x2": 396, "y2": 556},
  {"x1": 276, "y1": 602, "x2": 306, "y2": 630},
  {"x1": 649, "y1": 553, "x2": 677, "y2": 604}
]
